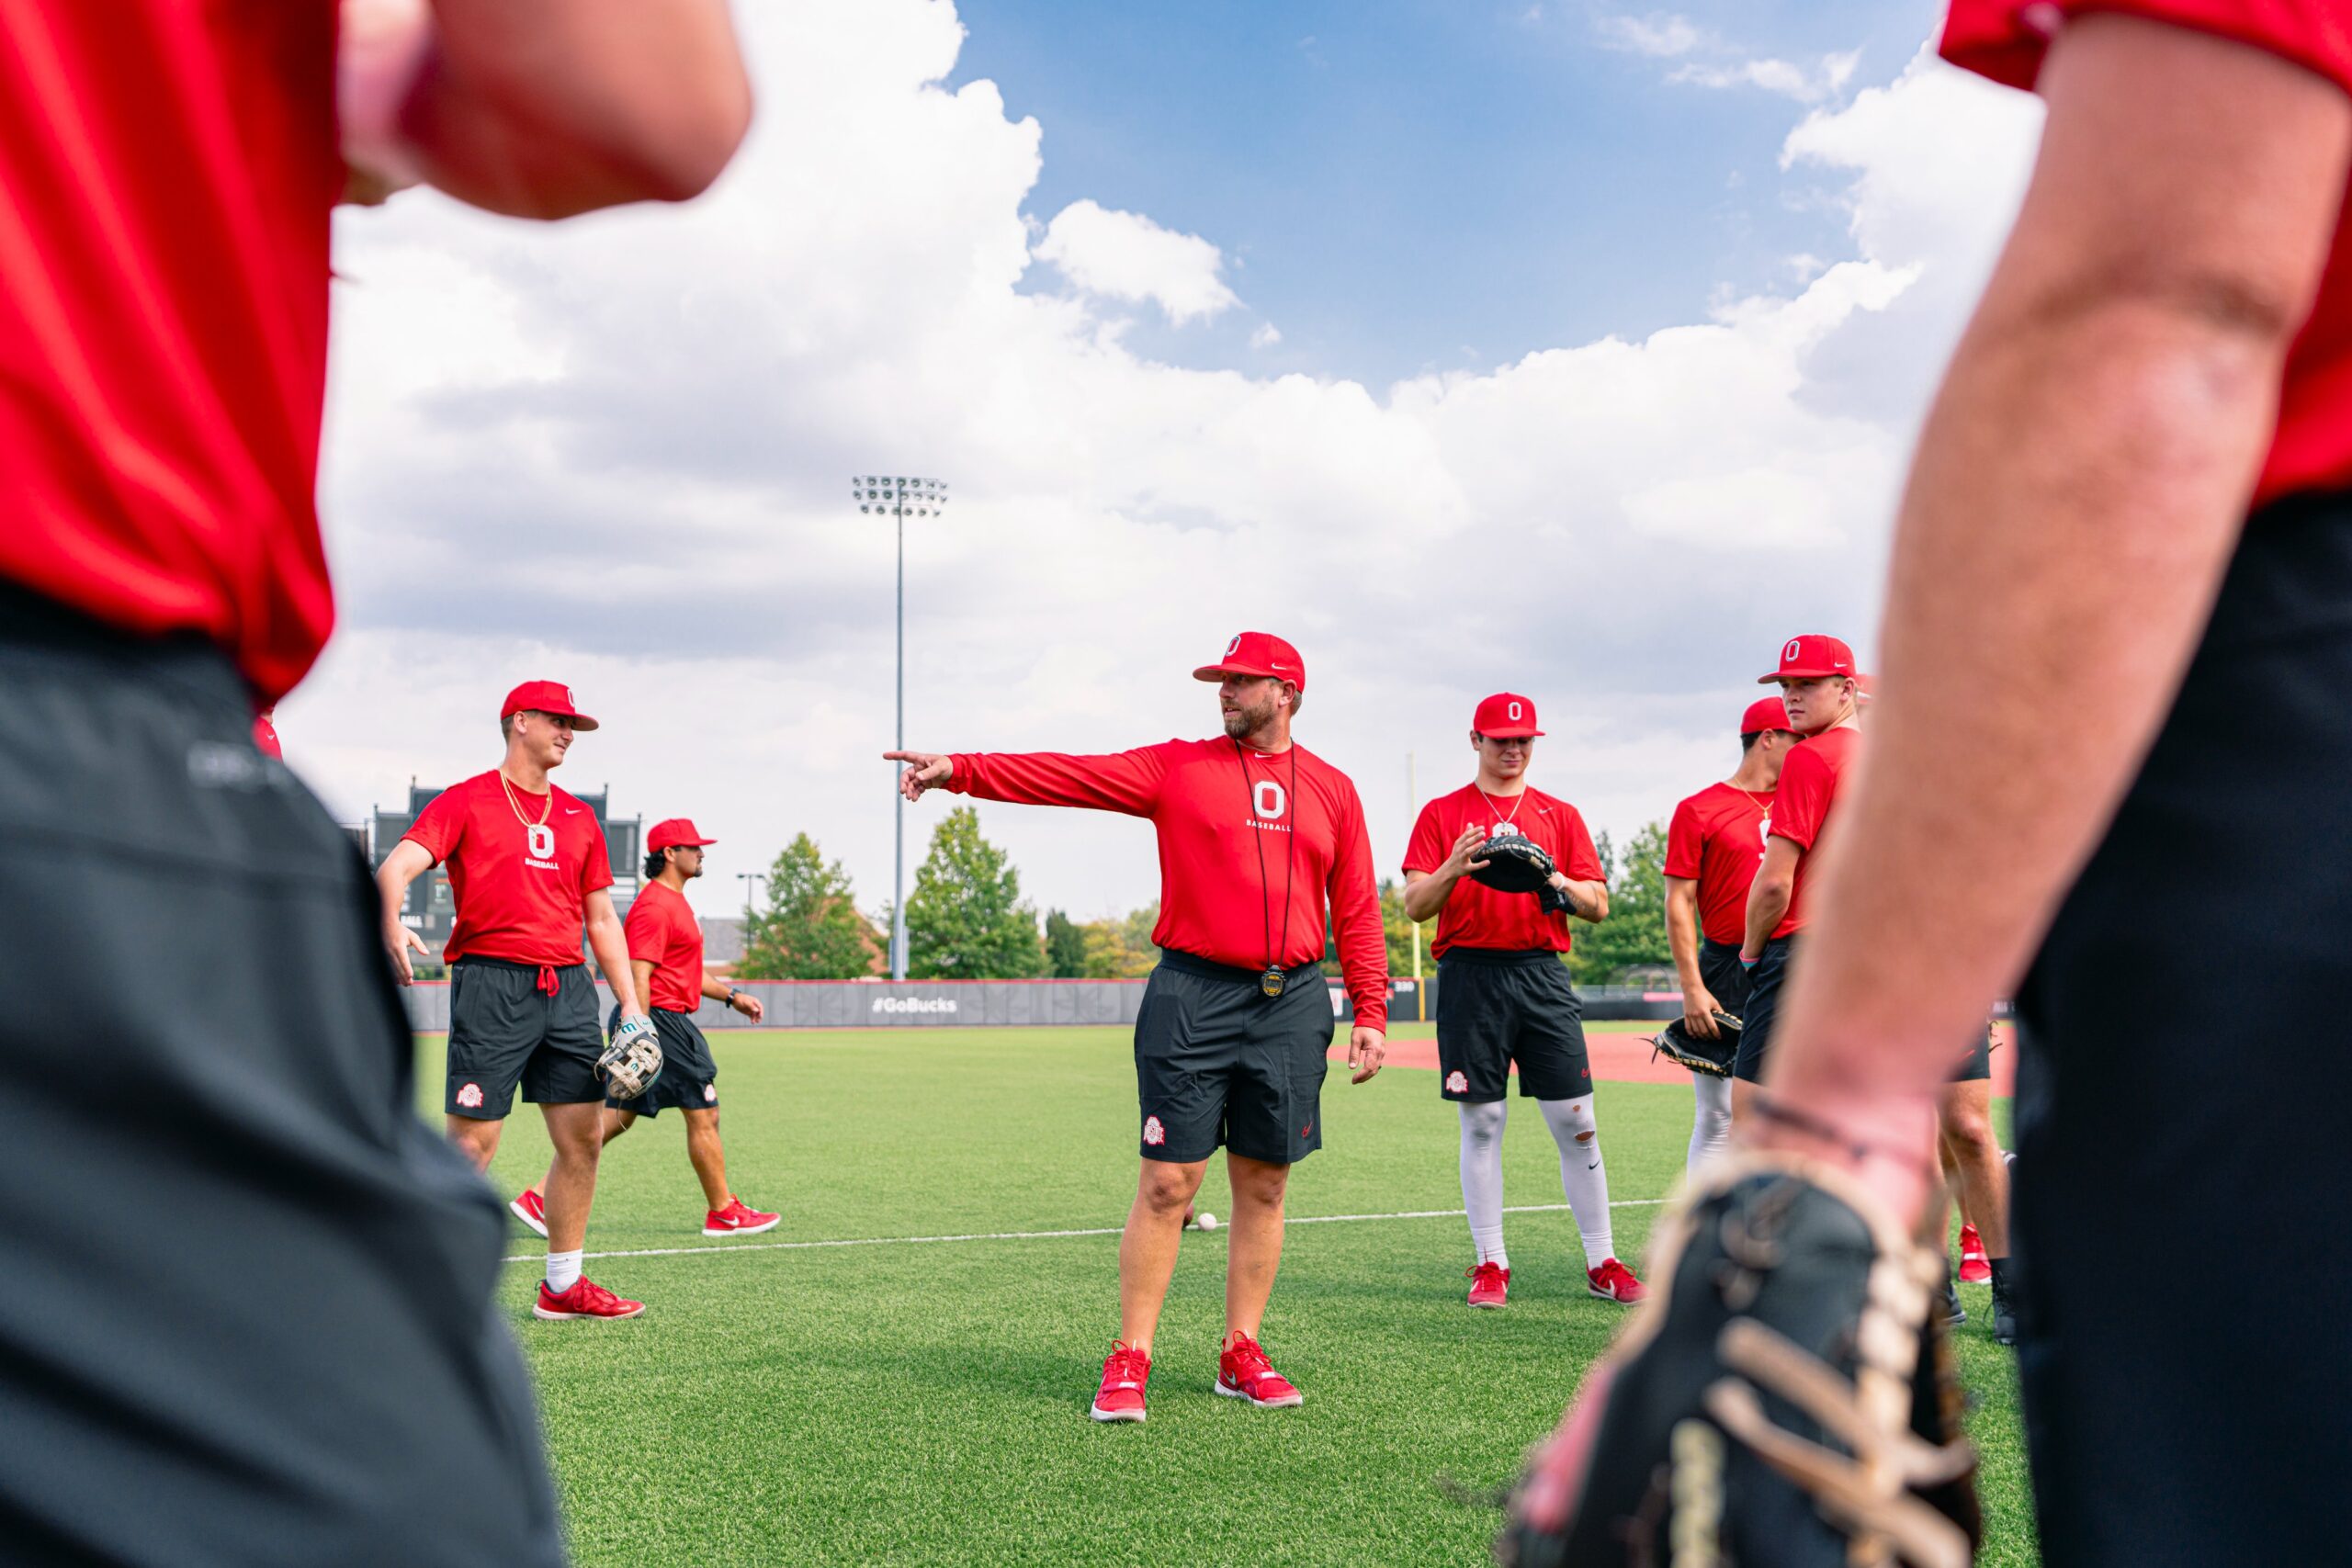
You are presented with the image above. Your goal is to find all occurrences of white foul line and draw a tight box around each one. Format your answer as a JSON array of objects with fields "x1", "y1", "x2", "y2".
[{"x1": 503, "y1": 1198, "x2": 1668, "y2": 1266}]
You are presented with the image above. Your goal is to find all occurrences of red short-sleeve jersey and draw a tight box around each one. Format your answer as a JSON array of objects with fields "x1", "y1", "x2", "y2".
[
  {"x1": 625, "y1": 880, "x2": 706, "y2": 1013},
  {"x1": 0, "y1": 3, "x2": 341, "y2": 703},
  {"x1": 1766, "y1": 727, "x2": 1861, "y2": 940},
  {"x1": 1402, "y1": 784, "x2": 1606, "y2": 960},
  {"x1": 401, "y1": 772, "x2": 616, "y2": 965},
  {"x1": 1942, "y1": 0, "x2": 2352, "y2": 509},
  {"x1": 1665, "y1": 783, "x2": 1773, "y2": 947}
]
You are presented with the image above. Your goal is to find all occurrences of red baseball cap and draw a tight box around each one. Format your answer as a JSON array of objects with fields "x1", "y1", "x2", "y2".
[
  {"x1": 501, "y1": 679, "x2": 599, "y2": 730},
  {"x1": 1193, "y1": 631, "x2": 1306, "y2": 692},
  {"x1": 647, "y1": 818, "x2": 716, "y2": 852},
  {"x1": 1740, "y1": 697, "x2": 1792, "y2": 735},
  {"x1": 1758, "y1": 635, "x2": 1857, "y2": 685},
  {"x1": 1472, "y1": 693, "x2": 1544, "y2": 739}
]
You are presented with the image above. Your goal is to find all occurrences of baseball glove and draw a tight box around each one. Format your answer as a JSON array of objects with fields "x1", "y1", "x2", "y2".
[
  {"x1": 1469, "y1": 832, "x2": 1556, "y2": 896},
  {"x1": 1497, "y1": 1152, "x2": 1980, "y2": 1568},
  {"x1": 598, "y1": 1013, "x2": 664, "y2": 1100},
  {"x1": 1651, "y1": 1012, "x2": 1741, "y2": 1078}
]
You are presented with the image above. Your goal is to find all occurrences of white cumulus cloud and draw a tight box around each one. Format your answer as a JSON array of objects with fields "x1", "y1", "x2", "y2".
[
  {"x1": 295, "y1": 3, "x2": 2044, "y2": 925},
  {"x1": 1035, "y1": 198, "x2": 1240, "y2": 324}
]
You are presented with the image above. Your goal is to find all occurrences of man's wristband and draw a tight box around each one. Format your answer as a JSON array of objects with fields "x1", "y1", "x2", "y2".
[{"x1": 727, "y1": 987, "x2": 742, "y2": 1008}]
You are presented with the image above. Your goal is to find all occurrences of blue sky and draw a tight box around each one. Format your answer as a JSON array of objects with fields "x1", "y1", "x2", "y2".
[{"x1": 956, "y1": 0, "x2": 1946, "y2": 385}]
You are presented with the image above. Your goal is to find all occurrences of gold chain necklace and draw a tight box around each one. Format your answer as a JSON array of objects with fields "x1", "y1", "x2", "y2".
[{"x1": 498, "y1": 770, "x2": 553, "y2": 830}]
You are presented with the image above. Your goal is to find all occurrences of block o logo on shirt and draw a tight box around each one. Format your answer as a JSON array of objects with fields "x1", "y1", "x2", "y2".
[
  {"x1": 527, "y1": 823, "x2": 555, "y2": 859},
  {"x1": 457, "y1": 1082, "x2": 484, "y2": 1109},
  {"x1": 1142, "y1": 1114, "x2": 1166, "y2": 1146},
  {"x1": 1253, "y1": 781, "x2": 1286, "y2": 820},
  {"x1": 1445, "y1": 1070, "x2": 1468, "y2": 1093}
]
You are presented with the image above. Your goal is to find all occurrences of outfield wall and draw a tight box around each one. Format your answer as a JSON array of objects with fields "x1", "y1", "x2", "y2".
[{"x1": 395, "y1": 973, "x2": 1699, "y2": 1032}]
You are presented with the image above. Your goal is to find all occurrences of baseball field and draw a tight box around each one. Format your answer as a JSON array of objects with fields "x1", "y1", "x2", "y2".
[{"x1": 418, "y1": 1022, "x2": 2033, "y2": 1567}]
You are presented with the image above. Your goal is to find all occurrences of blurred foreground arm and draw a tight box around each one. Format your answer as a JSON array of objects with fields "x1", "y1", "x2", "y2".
[
  {"x1": 1754, "y1": 14, "x2": 2351, "y2": 1221},
  {"x1": 342, "y1": 0, "x2": 752, "y2": 218}
]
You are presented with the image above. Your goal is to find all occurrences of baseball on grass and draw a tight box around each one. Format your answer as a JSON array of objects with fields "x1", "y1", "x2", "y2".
[{"x1": 1196, "y1": 1211, "x2": 1218, "y2": 1231}]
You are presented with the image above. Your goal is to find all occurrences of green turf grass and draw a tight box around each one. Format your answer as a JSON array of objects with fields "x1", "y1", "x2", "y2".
[{"x1": 418, "y1": 1025, "x2": 2035, "y2": 1567}]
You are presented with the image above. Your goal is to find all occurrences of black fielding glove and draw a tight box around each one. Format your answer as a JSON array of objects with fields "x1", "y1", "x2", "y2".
[
  {"x1": 1498, "y1": 1153, "x2": 1981, "y2": 1568},
  {"x1": 1469, "y1": 832, "x2": 1556, "y2": 895},
  {"x1": 1649, "y1": 1013, "x2": 1741, "y2": 1078}
]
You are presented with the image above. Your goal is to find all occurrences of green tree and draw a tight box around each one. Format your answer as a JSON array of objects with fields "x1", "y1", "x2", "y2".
[
  {"x1": 904, "y1": 806, "x2": 1047, "y2": 979},
  {"x1": 1566, "y1": 819, "x2": 1675, "y2": 986},
  {"x1": 1379, "y1": 877, "x2": 1423, "y2": 979},
  {"x1": 1080, "y1": 902, "x2": 1160, "y2": 978},
  {"x1": 1043, "y1": 908, "x2": 1088, "y2": 978},
  {"x1": 738, "y1": 833, "x2": 874, "y2": 979}
]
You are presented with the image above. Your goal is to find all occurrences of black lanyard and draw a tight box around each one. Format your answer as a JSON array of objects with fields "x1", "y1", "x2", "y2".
[{"x1": 1235, "y1": 739, "x2": 1300, "y2": 997}]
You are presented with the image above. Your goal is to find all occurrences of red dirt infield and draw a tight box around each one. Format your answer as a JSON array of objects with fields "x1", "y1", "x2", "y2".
[{"x1": 1334, "y1": 1022, "x2": 2018, "y2": 1096}]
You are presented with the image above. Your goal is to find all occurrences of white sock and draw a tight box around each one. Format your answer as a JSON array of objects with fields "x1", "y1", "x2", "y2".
[
  {"x1": 1687, "y1": 1076, "x2": 1733, "y2": 1174},
  {"x1": 1540, "y1": 1098, "x2": 1614, "y2": 1268},
  {"x1": 546, "y1": 1248, "x2": 583, "y2": 1293},
  {"x1": 1458, "y1": 1100, "x2": 1509, "y2": 1268}
]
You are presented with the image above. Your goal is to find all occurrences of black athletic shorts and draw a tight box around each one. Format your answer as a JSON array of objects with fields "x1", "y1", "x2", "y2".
[
  {"x1": 1731, "y1": 936, "x2": 1795, "y2": 1083},
  {"x1": 1133, "y1": 952, "x2": 1332, "y2": 1165},
  {"x1": 2009, "y1": 491, "x2": 2352, "y2": 1565},
  {"x1": 604, "y1": 1004, "x2": 718, "y2": 1115},
  {"x1": 446, "y1": 955, "x2": 604, "y2": 1117},
  {"x1": 0, "y1": 588, "x2": 563, "y2": 1568},
  {"x1": 1433, "y1": 948, "x2": 1592, "y2": 1102},
  {"x1": 1698, "y1": 937, "x2": 1752, "y2": 1019}
]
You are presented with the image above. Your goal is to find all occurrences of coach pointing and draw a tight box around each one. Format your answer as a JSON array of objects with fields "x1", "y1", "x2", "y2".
[{"x1": 888, "y1": 631, "x2": 1388, "y2": 1424}]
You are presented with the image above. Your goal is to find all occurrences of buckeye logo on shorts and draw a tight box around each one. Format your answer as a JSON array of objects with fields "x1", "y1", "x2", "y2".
[
  {"x1": 1445, "y1": 1070, "x2": 1468, "y2": 1094},
  {"x1": 1142, "y1": 1115, "x2": 1166, "y2": 1146},
  {"x1": 703, "y1": 1084, "x2": 718, "y2": 1103},
  {"x1": 457, "y1": 1082, "x2": 484, "y2": 1109}
]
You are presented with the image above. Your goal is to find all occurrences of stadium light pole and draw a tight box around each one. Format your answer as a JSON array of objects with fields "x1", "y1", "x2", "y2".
[{"x1": 854, "y1": 475, "x2": 950, "y2": 982}]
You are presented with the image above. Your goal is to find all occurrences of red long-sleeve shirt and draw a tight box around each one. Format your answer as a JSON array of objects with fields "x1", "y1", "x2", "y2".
[{"x1": 946, "y1": 738, "x2": 1391, "y2": 1031}]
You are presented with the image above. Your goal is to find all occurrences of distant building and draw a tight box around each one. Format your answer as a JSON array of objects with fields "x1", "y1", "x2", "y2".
[{"x1": 364, "y1": 781, "x2": 641, "y2": 968}]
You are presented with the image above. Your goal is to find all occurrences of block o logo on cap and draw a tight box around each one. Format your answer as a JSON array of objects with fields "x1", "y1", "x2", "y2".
[
  {"x1": 1143, "y1": 1115, "x2": 1167, "y2": 1146},
  {"x1": 1509, "y1": 700, "x2": 1523, "y2": 722},
  {"x1": 1224, "y1": 634, "x2": 1241, "y2": 658},
  {"x1": 457, "y1": 1082, "x2": 484, "y2": 1109},
  {"x1": 1783, "y1": 638, "x2": 1802, "y2": 663}
]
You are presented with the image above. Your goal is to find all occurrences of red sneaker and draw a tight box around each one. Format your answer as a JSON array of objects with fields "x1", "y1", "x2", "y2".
[
  {"x1": 534, "y1": 1276, "x2": 645, "y2": 1320},
  {"x1": 1958, "y1": 1223, "x2": 1991, "y2": 1285},
  {"x1": 1465, "y1": 1261, "x2": 1510, "y2": 1309},
  {"x1": 703, "y1": 1197, "x2": 781, "y2": 1237},
  {"x1": 509, "y1": 1187, "x2": 548, "y2": 1238},
  {"x1": 1588, "y1": 1258, "x2": 1646, "y2": 1303},
  {"x1": 1215, "y1": 1333, "x2": 1304, "y2": 1408},
  {"x1": 1089, "y1": 1342, "x2": 1151, "y2": 1423}
]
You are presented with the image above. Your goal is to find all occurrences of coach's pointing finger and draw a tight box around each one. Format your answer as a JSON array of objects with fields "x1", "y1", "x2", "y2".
[{"x1": 884, "y1": 750, "x2": 953, "y2": 800}]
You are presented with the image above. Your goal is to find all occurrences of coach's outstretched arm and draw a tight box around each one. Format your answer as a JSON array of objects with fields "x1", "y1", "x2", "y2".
[
  {"x1": 340, "y1": 0, "x2": 752, "y2": 218},
  {"x1": 1752, "y1": 15, "x2": 2351, "y2": 1221},
  {"x1": 887, "y1": 748, "x2": 1170, "y2": 814}
]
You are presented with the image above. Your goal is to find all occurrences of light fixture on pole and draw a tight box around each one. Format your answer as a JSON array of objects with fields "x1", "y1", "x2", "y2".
[{"x1": 854, "y1": 474, "x2": 950, "y2": 982}]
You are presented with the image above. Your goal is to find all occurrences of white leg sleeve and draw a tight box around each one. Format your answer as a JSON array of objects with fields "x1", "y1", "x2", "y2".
[
  {"x1": 1539, "y1": 1097, "x2": 1614, "y2": 1267},
  {"x1": 1458, "y1": 1100, "x2": 1509, "y2": 1267},
  {"x1": 1687, "y1": 1075, "x2": 1733, "y2": 1174}
]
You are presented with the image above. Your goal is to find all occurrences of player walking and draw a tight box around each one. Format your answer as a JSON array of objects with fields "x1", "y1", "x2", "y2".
[
  {"x1": 1507, "y1": 9, "x2": 2352, "y2": 1562},
  {"x1": 513, "y1": 818, "x2": 777, "y2": 1239},
  {"x1": 376, "y1": 683, "x2": 659, "y2": 1322},
  {"x1": 1401, "y1": 694, "x2": 1644, "y2": 1310},
  {"x1": 0, "y1": 5, "x2": 746, "y2": 1562},
  {"x1": 888, "y1": 631, "x2": 1388, "y2": 1423},
  {"x1": 1732, "y1": 636, "x2": 1862, "y2": 1111},
  {"x1": 1660, "y1": 697, "x2": 1794, "y2": 1172}
]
